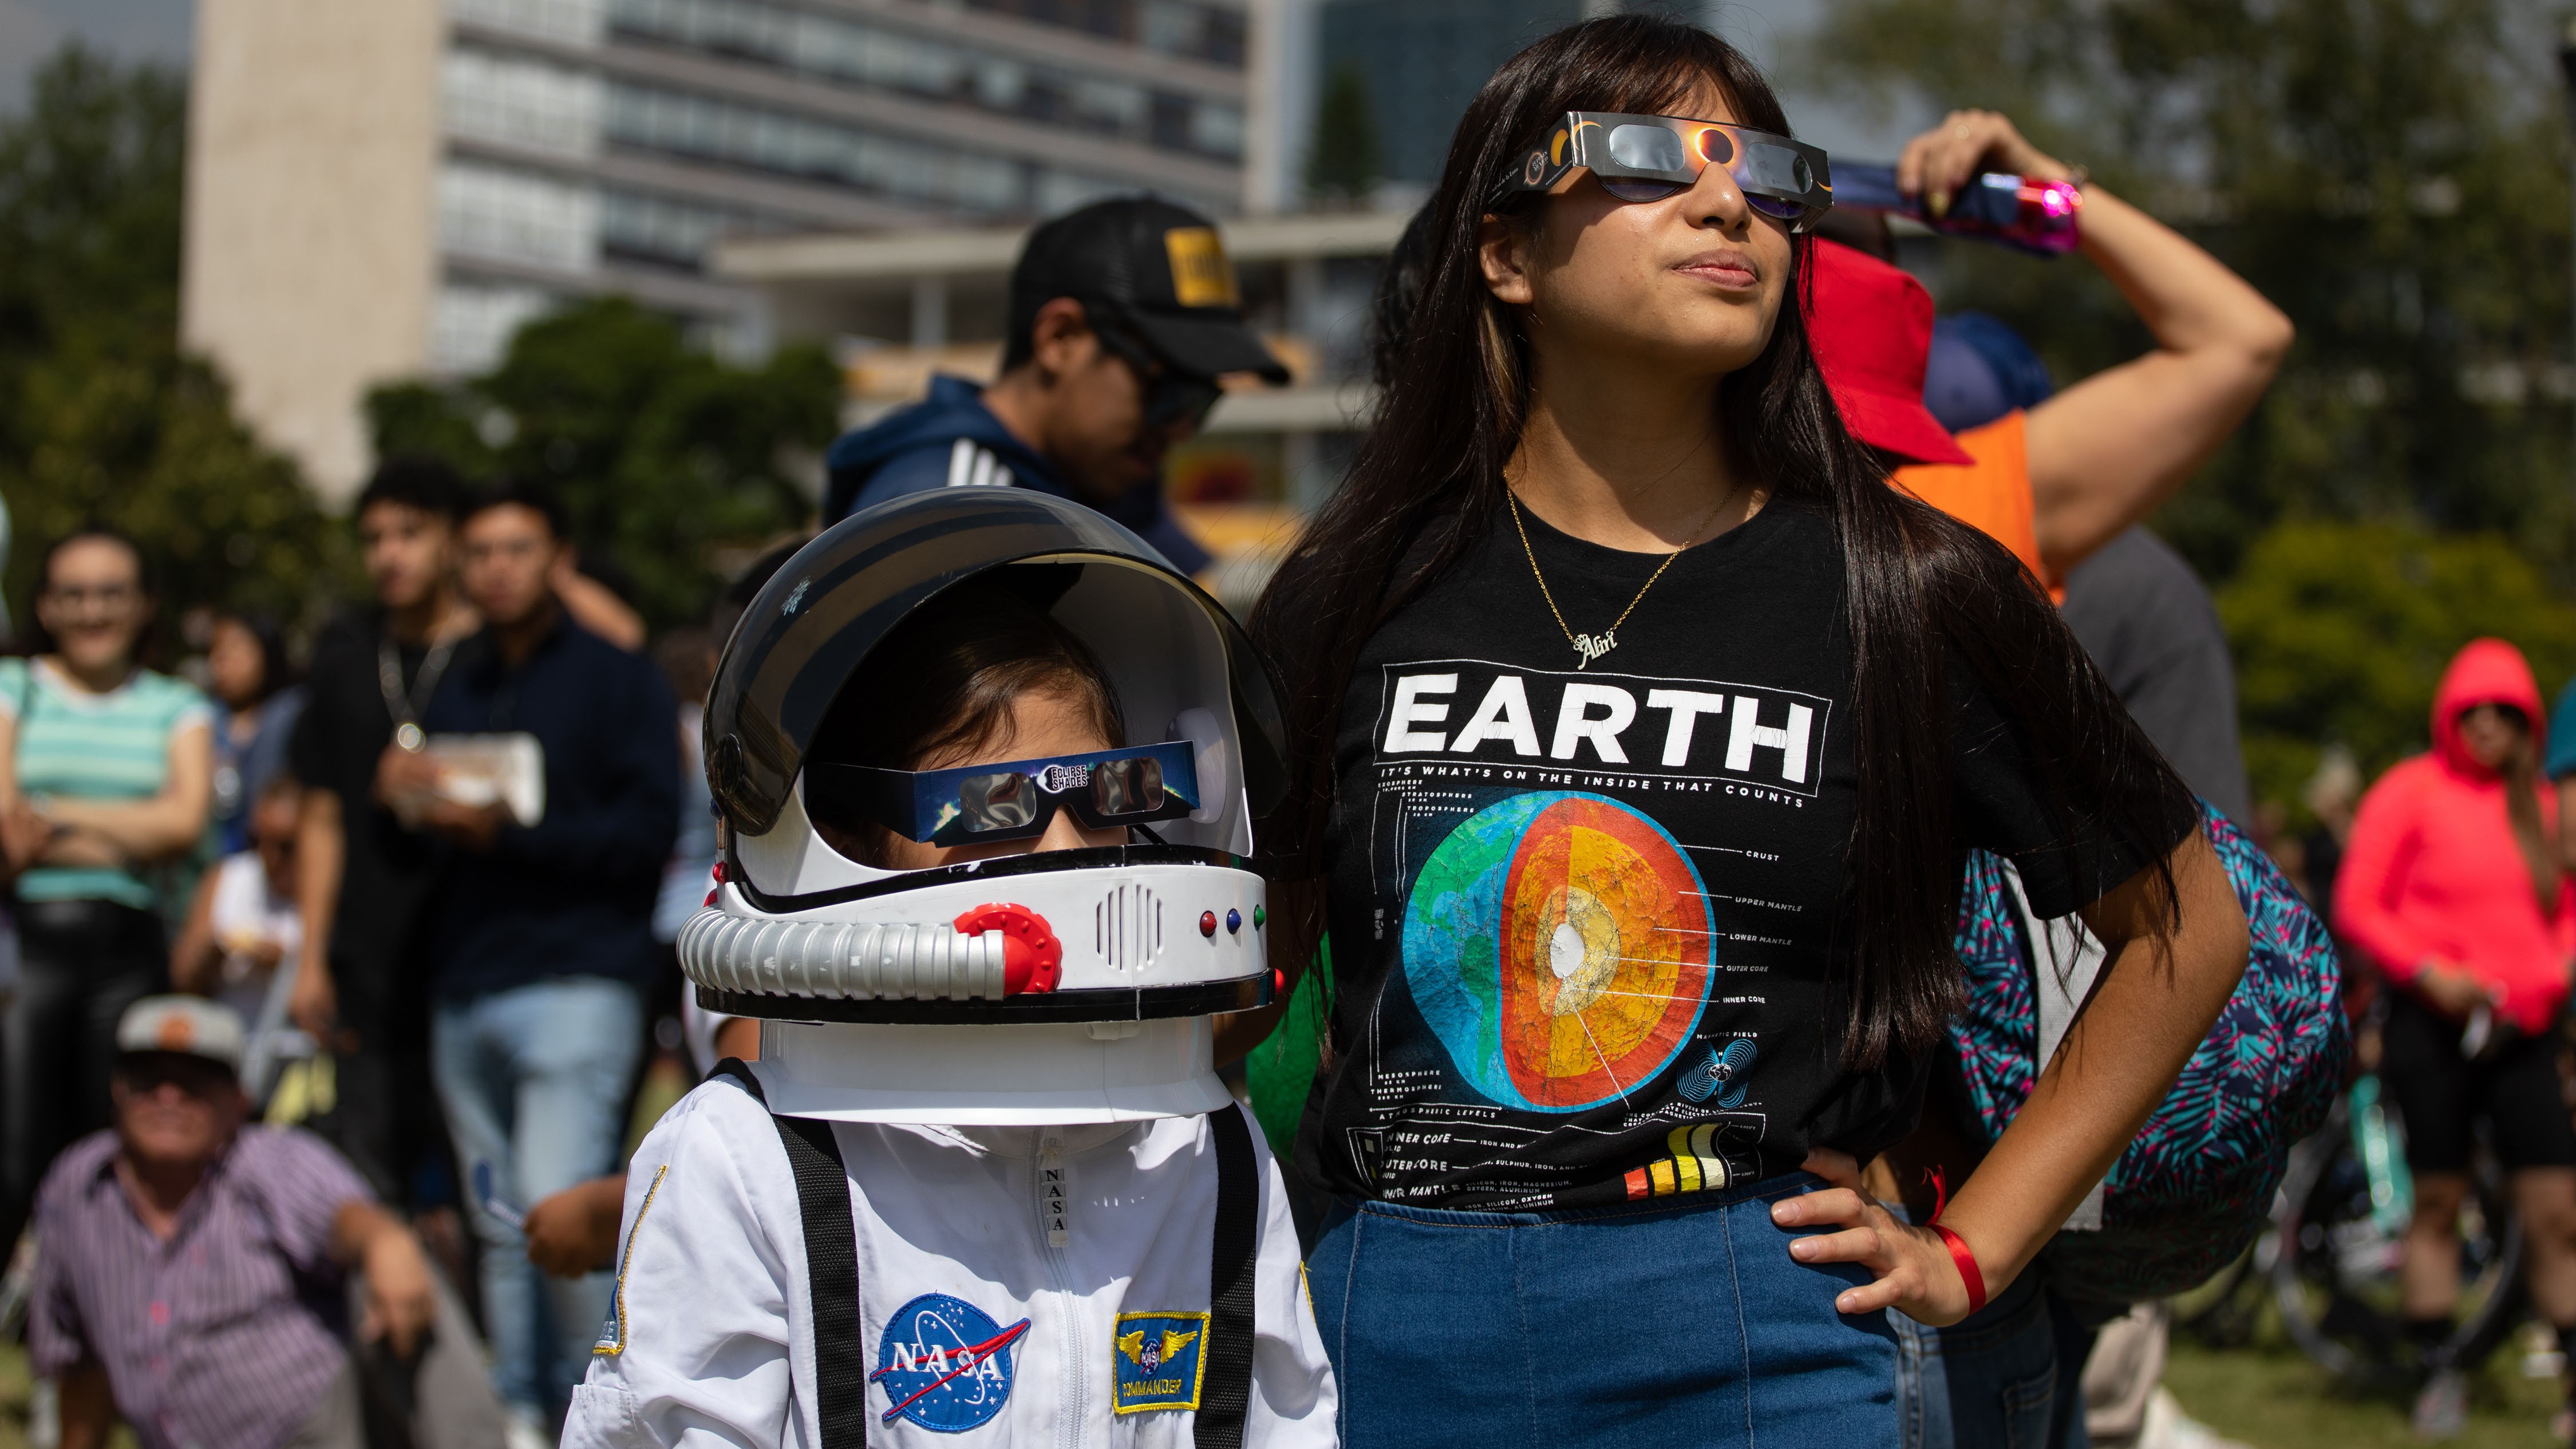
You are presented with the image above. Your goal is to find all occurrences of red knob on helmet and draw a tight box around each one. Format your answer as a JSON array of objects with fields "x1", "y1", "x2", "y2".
[{"x1": 954, "y1": 905, "x2": 1063, "y2": 994}]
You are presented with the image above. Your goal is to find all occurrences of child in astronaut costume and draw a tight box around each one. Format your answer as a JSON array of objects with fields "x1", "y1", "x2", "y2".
[{"x1": 562, "y1": 490, "x2": 1336, "y2": 1449}]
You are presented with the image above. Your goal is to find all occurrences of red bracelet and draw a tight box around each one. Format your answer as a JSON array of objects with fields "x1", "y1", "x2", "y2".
[{"x1": 1930, "y1": 1224, "x2": 1987, "y2": 1314}]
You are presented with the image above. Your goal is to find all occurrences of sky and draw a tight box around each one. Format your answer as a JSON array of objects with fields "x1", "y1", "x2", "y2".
[{"x1": 0, "y1": 0, "x2": 190, "y2": 108}]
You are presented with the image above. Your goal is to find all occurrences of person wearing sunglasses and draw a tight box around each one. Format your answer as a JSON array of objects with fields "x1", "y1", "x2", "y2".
[
  {"x1": 563, "y1": 495, "x2": 1334, "y2": 1448},
  {"x1": 821, "y1": 195, "x2": 1289, "y2": 576},
  {"x1": 1244, "y1": 15, "x2": 2247, "y2": 1448},
  {"x1": 31, "y1": 996, "x2": 506, "y2": 1449}
]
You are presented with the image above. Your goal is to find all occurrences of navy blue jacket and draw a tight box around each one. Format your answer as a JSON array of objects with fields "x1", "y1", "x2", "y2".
[
  {"x1": 821, "y1": 374, "x2": 1211, "y2": 574},
  {"x1": 420, "y1": 614, "x2": 679, "y2": 1002}
]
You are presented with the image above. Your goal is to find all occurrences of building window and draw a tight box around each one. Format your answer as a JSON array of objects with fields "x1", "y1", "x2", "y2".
[
  {"x1": 433, "y1": 280, "x2": 560, "y2": 372},
  {"x1": 600, "y1": 188, "x2": 777, "y2": 266},
  {"x1": 1191, "y1": 92, "x2": 1242, "y2": 158},
  {"x1": 1148, "y1": 91, "x2": 1193, "y2": 152},
  {"x1": 605, "y1": 0, "x2": 1245, "y2": 160},
  {"x1": 440, "y1": 161, "x2": 600, "y2": 271},
  {"x1": 603, "y1": 81, "x2": 1199, "y2": 216},
  {"x1": 449, "y1": 0, "x2": 606, "y2": 47},
  {"x1": 948, "y1": 0, "x2": 1245, "y2": 66},
  {"x1": 445, "y1": 49, "x2": 602, "y2": 155}
]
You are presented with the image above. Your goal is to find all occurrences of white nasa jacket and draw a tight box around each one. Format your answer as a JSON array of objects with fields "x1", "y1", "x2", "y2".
[{"x1": 561, "y1": 1067, "x2": 1337, "y2": 1448}]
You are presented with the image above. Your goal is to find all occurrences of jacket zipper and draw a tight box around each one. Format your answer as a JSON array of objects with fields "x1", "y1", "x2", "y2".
[{"x1": 1037, "y1": 1126, "x2": 1088, "y2": 1449}]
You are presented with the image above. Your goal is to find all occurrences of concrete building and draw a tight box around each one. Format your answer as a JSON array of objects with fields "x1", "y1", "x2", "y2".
[
  {"x1": 184, "y1": 0, "x2": 1256, "y2": 502},
  {"x1": 1315, "y1": 0, "x2": 1584, "y2": 185}
]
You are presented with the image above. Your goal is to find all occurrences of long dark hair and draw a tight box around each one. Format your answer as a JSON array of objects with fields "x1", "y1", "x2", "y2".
[
  {"x1": 1251, "y1": 15, "x2": 2193, "y2": 1070},
  {"x1": 212, "y1": 608, "x2": 297, "y2": 709}
]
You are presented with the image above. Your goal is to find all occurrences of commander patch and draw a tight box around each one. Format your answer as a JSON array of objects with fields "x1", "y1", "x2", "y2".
[{"x1": 1113, "y1": 1310, "x2": 1210, "y2": 1414}]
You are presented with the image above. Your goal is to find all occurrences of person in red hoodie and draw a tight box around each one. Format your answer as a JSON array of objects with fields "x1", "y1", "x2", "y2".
[{"x1": 2336, "y1": 637, "x2": 2576, "y2": 1438}]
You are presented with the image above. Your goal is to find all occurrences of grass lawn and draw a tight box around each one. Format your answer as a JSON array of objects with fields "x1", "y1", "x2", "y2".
[{"x1": 2167, "y1": 1326, "x2": 2569, "y2": 1448}]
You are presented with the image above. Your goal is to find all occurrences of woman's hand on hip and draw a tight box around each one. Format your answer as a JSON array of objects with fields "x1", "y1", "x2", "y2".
[{"x1": 1769, "y1": 1187, "x2": 1976, "y2": 1325}]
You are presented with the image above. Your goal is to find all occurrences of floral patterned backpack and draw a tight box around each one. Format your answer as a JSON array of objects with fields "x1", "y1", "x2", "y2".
[{"x1": 1948, "y1": 806, "x2": 2350, "y2": 1302}]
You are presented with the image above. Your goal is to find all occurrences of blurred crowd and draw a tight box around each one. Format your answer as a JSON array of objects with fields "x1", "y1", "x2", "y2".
[
  {"x1": 10, "y1": 69, "x2": 2576, "y2": 1449},
  {"x1": 0, "y1": 98, "x2": 2305, "y2": 1449},
  {"x1": 0, "y1": 460, "x2": 782, "y2": 1449}
]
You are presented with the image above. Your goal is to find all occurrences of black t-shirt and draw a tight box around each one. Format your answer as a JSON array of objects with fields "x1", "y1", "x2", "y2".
[
  {"x1": 1302, "y1": 498, "x2": 2181, "y2": 1211},
  {"x1": 286, "y1": 610, "x2": 448, "y2": 1015}
]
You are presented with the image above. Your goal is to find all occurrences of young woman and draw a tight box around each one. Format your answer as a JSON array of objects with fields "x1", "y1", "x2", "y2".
[
  {"x1": 204, "y1": 607, "x2": 305, "y2": 854},
  {"x1": 1247, "y1": 18, "x2": 2249, "y2": 1445},
  {"x1": 2334, "y1": 638, "x2": 2576, "y2": 1439},
  {"x1": 0, "y1": 529, "x2": 213, "y2": 1250}
]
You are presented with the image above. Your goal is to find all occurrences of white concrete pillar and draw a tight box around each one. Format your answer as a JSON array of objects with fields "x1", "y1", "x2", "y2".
[{"x1": 910, "y1": 277, "x2": 949, "y2": 352}]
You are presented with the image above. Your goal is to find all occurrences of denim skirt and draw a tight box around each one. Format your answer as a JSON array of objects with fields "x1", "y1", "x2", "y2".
[{"x1": 1307, "y1": 1171, "x2": 1899, "y2": 1448}]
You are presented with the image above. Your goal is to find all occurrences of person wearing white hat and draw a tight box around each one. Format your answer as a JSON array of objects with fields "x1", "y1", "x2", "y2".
[{"x1": 29, "y1": 996, "x2": 504, "y2": 1449}]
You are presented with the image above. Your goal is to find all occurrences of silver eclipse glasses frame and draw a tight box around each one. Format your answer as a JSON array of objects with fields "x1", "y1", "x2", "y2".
[{"x1": 1490, "y1": 112, "x2": 1834, "y2": 231}]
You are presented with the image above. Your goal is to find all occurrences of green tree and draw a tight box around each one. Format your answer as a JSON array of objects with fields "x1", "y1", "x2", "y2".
[
  {"x1": 369, "y1": 297, "x2": 841, "y2": 631},
  {"x1": 1800, "y1": 0, "x2": 2576, "y2": 579},
  {"x1": 0, "y1": 45, "x2": 343, "y2": 635},
  {"x1": 1305, "y1": 60, "x2": 1386, "y2": 208},
  {"x1": 2221, "y1": 522, "x2": 2576, "y2": 811}
]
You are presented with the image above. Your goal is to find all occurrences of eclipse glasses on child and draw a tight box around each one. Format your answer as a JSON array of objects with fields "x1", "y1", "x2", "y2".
[
  {"x1": 809, "y1": 740, "x2": 1202, "y2": 848},
  {"x1": 1494, "y1": 112, "x2": 1833, "y2": 229}
]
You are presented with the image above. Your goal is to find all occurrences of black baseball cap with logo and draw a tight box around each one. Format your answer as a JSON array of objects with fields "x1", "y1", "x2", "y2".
[{"x1": 1011, "y1": 196, "x2": 1290, "y2": 385}]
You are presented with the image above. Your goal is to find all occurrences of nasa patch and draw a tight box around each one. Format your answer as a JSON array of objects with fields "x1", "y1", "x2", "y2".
[
  {"x1": 1112, "y1": 1310, "x2": 1210, "y2": 1415},
  {"x1": 870, "y1": 1293, "x2": 1031, "y2": 1432}
]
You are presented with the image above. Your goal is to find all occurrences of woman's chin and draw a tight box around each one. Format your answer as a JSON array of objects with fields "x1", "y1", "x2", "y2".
[{"x1": 60, "y1": 642, "x2": 129, "y2": 672}]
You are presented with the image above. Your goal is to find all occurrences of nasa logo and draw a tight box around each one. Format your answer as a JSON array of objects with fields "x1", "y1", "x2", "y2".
[
  {"x1": 1112, "y1": 1310, "x2": 1210, "y2": 1415},
  {"x1": 870, "y1": 1293, "x2": 1031, "y2": 1432}
]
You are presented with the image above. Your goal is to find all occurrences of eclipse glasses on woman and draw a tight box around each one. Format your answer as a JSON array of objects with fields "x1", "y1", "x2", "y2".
[{"x1": 1493, "y1": 112, "x2": 1833, "y2": 230}]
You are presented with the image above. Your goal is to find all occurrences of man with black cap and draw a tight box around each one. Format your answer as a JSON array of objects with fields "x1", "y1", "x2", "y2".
[{"x1": 821, "y1": 196, "x2": 1288, "y2": 573}]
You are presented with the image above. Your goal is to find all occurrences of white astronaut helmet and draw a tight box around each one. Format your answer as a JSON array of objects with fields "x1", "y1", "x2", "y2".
[{"x1": 685, "y1": 488, "x2": 1287, "y2": 1125}]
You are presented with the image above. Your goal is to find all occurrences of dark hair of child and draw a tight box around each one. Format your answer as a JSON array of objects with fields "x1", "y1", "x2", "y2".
[{"x1": 807, "y1": 579, "x2": 1121, "y2": 867}]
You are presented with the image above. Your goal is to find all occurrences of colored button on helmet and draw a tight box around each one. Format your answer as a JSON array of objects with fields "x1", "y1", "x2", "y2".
[
  {"x1": 1226, "y1": 909, "x2": 1242, "y2": 934},
  {"x1": 1199, "y1": 911, "x2": 1218, "y2": 938}
]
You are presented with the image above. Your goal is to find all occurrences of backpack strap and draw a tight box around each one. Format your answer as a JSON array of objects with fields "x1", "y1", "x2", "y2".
[
  {"x1": 711, "y1": 1059, "x2": 869, "y2": 1449},
  {"x1": 1195, "y1": 1103, "x2": 1259, "y2": 1449}
]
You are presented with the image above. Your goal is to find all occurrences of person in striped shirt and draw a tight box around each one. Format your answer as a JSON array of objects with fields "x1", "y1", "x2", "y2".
[{"x1": 0, "y1": 528, "x2": 211, "y2": 1254}]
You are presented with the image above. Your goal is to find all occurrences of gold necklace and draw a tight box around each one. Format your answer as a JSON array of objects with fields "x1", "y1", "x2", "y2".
[{"x1": 1505, "y1": 483, "x2": 1736, "y2": 670}]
